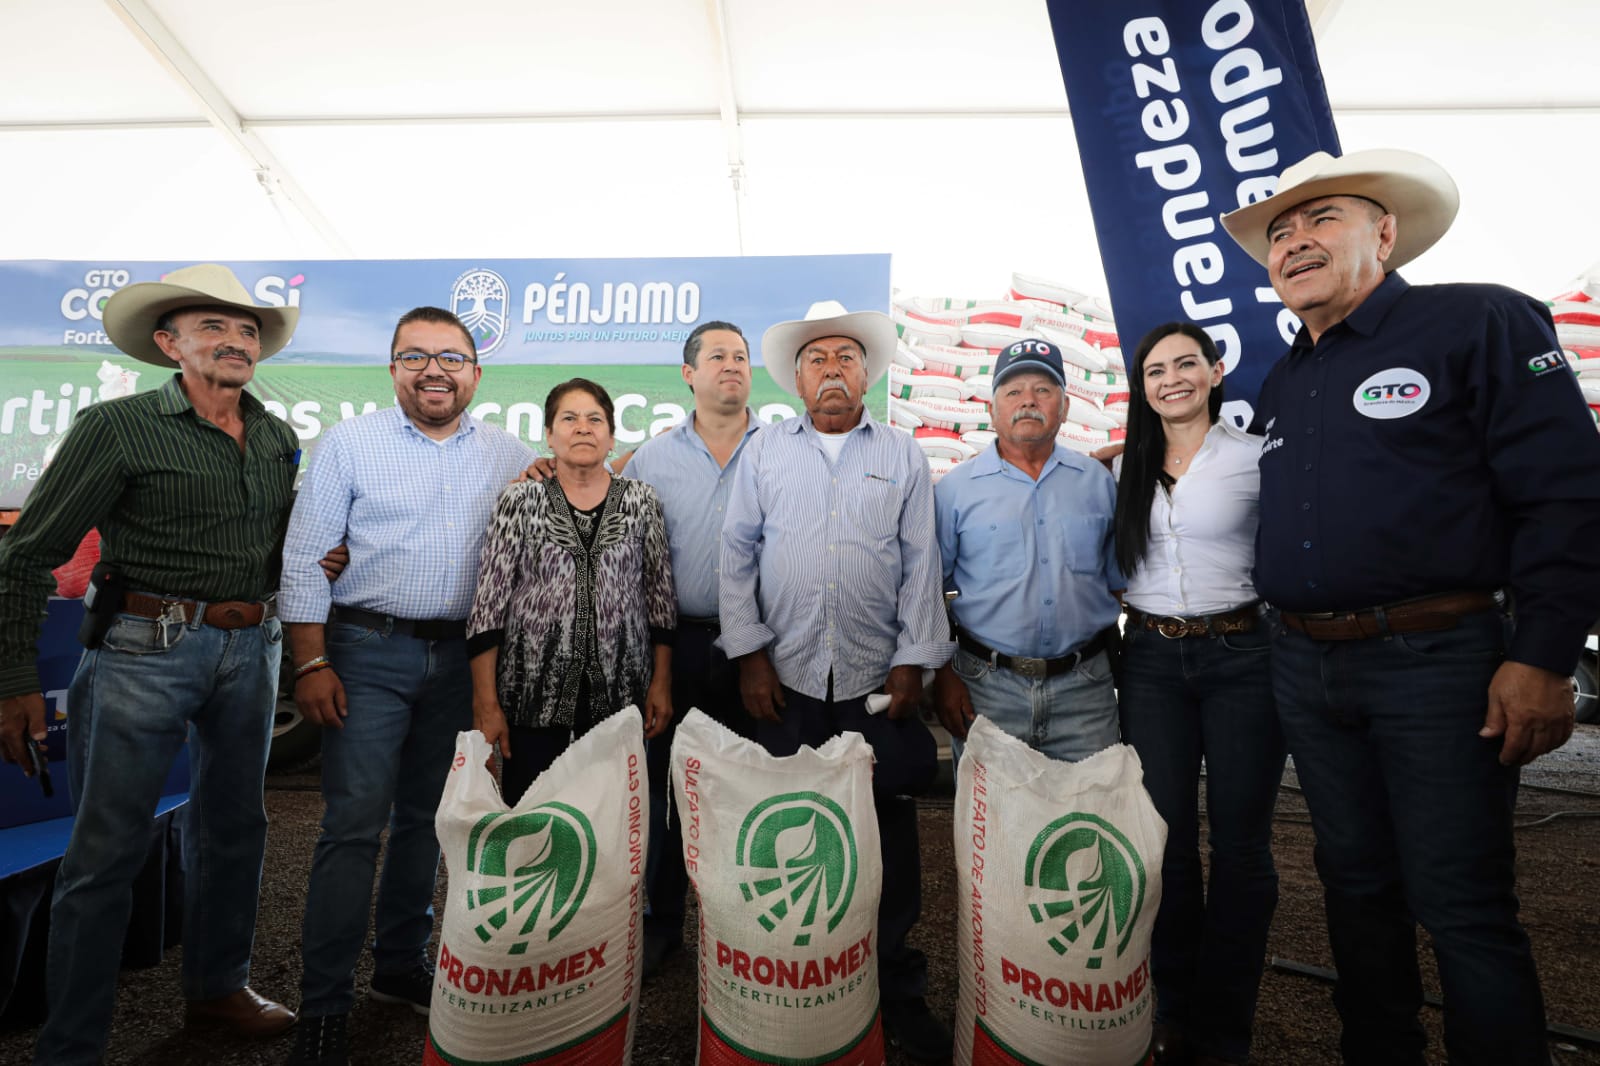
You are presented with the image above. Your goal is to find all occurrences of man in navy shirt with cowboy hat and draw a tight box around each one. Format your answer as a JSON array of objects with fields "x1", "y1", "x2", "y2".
[{"x1": 1222, "y1": 149, "x2": 1600, "y2": 1065}]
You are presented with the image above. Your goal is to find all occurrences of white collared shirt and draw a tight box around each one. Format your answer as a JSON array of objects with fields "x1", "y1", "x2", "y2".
[{"x1": 1120, "y1": 420, "x2": 1262, "y2": 616}]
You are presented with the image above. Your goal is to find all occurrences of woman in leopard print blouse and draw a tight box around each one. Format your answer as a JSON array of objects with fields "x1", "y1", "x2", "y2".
[{"x1": 467, "y1": 378, "x2": 675, "y2": 803}]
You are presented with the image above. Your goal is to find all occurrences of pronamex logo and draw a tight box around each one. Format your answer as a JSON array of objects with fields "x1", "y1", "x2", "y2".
[
  {"x1": 1024, "y1": 813, "x2": 1147, "y2": 971},
  {"x1": 465, "y1": 802, "x2": 596, "y2": 954},
  {"x1": 736, "y1": 792, "x2": 858, "y2": 947}
]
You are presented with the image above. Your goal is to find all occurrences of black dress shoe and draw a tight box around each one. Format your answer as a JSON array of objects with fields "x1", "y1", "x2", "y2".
[
  {"x1": 881, "y1": 997, "x2": 954, "y2": 1064},
  {"x1": 1151, "y1": 1021, "x2": 1194, "y2": 1064},
  {"x1": 641, "y1": 933, "x2": 682, "y2": 981},
  {"x1": 284, "y1": 1012, "x2": 348, "y2": 1066}
]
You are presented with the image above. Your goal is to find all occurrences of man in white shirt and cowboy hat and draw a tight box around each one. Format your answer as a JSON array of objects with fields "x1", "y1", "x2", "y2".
[
  {"x1": 1221, "y1": 149, "x2": 1600, "y2": 1065},
  {"x1": 0, "y1": 264, "x2": 302, "y2": 1063},
  {"x1": 719, "y1": 300, "x2": 956, "y2": 1063}
]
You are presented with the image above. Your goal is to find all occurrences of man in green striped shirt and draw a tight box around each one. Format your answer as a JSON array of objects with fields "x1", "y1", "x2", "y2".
[{"x1": 0, "y1": 264, "x2": 302, "y2": 1064}]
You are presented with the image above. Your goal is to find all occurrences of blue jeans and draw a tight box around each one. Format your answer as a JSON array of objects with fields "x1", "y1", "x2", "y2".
[
  {"x1": 1118, "y1": 619, "x2": 1284, "y2": 1063},
  {"x1": 949, "y1": 646, "x2": 1119, "y2": 764},
  {"x1": 35, "y1": 611, "x2": 281, "y2": 1066},
  {"x1": 644, "y1": 621, "x2": 752, "y2": 944},
  {"x1": 1272, "y1": 610, "x2": 1548, "y2": 1066},
  {"x1": 297, "y1": 623, "x2": 471, "y2": 1017}
]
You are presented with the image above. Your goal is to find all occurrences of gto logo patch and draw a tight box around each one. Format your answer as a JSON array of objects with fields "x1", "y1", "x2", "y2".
[
  {"x1": 1352, "y1": 367, "x2": 1430, "y2": 420},
  {"x1": 1527, "y1": 350, "x2": 1568, "y2": 376}
]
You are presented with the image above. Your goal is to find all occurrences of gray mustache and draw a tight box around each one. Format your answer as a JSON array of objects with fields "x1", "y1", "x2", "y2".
[
  {"x1": 1010, "y1": 408, "x2": 1045, "y2": 425},
  {"x1": 815, "y1": 380, "x2": 852, "y2": 401},
  {"x1": 215, "y1": 347, "x2": 254, "y2": 366}
]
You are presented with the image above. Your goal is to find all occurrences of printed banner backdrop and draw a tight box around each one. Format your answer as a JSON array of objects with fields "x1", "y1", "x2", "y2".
[
  {"x1": 1046, "y1": 0, "x2": 1340, "y2": 422},
  {"x1": 0, "y1": 255, "x2": 891, "y2": 506}
]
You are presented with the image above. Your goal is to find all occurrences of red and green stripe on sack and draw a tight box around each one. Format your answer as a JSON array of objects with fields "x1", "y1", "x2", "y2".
[{"x1": 699, "y1": 1010, "x2": 885, "y2": 1066}]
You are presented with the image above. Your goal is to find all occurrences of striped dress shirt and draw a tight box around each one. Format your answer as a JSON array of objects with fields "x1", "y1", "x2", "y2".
[
  {"x1": 718, "y1": 409, "x2": 953, "y2": 701},
  {"x1": 280, "y1": 405, "x2": 535, "y2": 624},
  {"x1": 0, "y1": 374, "x2": 298, "y2": 697},
  {"x1": 623, "y1": 409, "x2": 762, "y2": 619}
]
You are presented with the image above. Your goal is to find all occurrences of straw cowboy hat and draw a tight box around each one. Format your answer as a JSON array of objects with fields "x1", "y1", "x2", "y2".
[
  {"x1": 761, "y1": 300, "x2": 897, "y2": 397},
  {"x1": 1220, "y1": 148, "x2": 1459, "y2": 271},
  {"x1": 102, "y1": 263, "x2": 300, "y2": 367}
]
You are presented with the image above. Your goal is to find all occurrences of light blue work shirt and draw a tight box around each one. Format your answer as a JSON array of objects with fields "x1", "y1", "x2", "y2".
[
  {"x1": 281, "y1": 405, "x2": 535, "y2": 623},
  {"x1": 625, "y1": 408, "x2": 762, "y2": 619},
  {"x1": 934, "y1": 442, "x2": 1123, "y2": 659},
  {"x1": 719, "y1": 409, "x2": 954, "y2": 701}
]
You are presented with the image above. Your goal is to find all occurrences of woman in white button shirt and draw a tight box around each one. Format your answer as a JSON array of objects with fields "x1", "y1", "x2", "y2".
[{"x1": 1113, "y1": 322, "x2": 1285, "y2": 1066}]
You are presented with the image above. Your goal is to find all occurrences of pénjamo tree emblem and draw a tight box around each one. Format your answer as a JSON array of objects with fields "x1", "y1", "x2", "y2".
[
  {"x1": 450, "y1": 267, "x2": 509, "y2": 357},
  {"x1": 1024, "y1": 813, "x2": 1146, "y2": 970},
  {"x1": 735, "y1": 792, "x2": 857, "y2": 948},
  {"x1": 464, "y1": 803, "x2": 596, "y2": 955}
]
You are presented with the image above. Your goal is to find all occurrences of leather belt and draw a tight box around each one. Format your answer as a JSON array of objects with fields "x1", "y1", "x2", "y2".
[
  {"x1": 1126, "y1": 602, "x2": 1259, "y2": 639},
  {"x1": 1278, "y1": 591, "x2": 1500, "y2": 641},
  {"x1": 331, "y1": 605, "x2": 466, "y2": 641},
  {"x1": 678, "y1": 615, "x2": 721, "y2": 632},
  {"x1": 956, "y1": 628, "x2": 1110, "y2": 679},
  {"x1": 123, "y1": 590, "x2": 275, "y2": 630}
]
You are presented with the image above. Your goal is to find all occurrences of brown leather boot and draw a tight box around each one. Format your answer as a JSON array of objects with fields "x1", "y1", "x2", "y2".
[{"x1": 186, "y1": 987, "x2": 297, "y2": 1038}]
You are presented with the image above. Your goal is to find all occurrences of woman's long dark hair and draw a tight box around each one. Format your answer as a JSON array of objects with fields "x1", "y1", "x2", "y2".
[{"x1": 1113, "y1": 322, "x2": 1224, "y2": 578}]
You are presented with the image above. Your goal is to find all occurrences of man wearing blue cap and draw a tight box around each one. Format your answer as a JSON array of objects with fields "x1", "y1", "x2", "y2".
[{"x1": 931, "y1": 337, "x2": 1125, "y2": 761}]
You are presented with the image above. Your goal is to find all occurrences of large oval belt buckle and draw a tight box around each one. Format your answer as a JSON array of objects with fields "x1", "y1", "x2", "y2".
[
  {"x1": 220, "y1": 606, "x2": 244, "y2": 627},
  {"x1": 1156, "y1": 619, "x2": 1185, "y2": 639}
]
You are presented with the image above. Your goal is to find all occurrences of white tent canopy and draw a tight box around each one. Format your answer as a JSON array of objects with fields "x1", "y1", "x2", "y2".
[{"x1": 3, "y1": 0, "x2": 1597, "y2": 302}]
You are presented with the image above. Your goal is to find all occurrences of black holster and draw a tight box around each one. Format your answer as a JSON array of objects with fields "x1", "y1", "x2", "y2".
[{"x1": 77, "y1": 561, "x2": 127, "y2": 650}]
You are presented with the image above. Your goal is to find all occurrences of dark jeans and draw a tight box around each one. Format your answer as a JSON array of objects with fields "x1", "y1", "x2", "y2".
[
  {"x1": 754, "y1": 684, "x2": 937, "y2": 1004},
  {"x1": 644, "y1": 621, "x2": 753, "y2": 944},
  {"x1": 1118, "y1": 618, "x2": 1284, "y2": 1063},
  {"x1": 500, "y1": 726, "x2": 579, "y2": 806},
  {"x1": 299, "y1": 626, "x2": 470, "y2": 1017},
  {"x1": 1271, "y1": 610, "x2": 1548, "y2": 1066}
]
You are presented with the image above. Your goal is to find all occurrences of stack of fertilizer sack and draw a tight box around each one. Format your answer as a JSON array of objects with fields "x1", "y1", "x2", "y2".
[
  {"x1": 888, "y1": 272, "x2": 1127, "y2": 482},
  {"x1": 1550, "y1": 264, "x2": 1600, "y2": 430}
]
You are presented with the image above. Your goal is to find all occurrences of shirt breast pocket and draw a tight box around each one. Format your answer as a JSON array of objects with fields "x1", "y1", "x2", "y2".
[
  {"x1": 1054, "y1": 514, "x2": 1110, "y2": 576},
  {"x1": 847, "y1": 480, "x2": 902, "y2": 542},
  {"x1": 962, "y1": 519, "x2": 1027, "y2": 579}
]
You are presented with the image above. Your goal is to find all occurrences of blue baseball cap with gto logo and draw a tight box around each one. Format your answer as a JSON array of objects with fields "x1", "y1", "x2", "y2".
[{"x1": 993, "y1": 338, "x2": 1066, "y2": 388}]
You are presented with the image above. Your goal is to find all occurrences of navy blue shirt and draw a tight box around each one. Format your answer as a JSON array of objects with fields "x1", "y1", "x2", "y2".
[{"x1": 1250, "y1": 272, "x2": 1600, "y2": 675}]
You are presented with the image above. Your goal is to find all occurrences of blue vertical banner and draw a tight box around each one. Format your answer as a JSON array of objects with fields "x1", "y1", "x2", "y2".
[{"x1": 1046, "y1": 0, "x2": 1340, "y2": 416}]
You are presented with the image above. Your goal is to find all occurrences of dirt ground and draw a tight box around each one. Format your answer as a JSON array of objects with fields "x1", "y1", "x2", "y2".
[{"x1": 3, "y1": 726, "x2": 1597, "y2": 1066}]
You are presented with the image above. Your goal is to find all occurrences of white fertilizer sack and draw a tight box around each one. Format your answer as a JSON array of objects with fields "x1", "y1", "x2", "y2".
[
  {"x1": 954, "y1": 718, "x2": 1166, "y2": 1066},
  {"x1": 426, "y1": 709, "x2": 647, "y2": 1066},
  {"x1": 672, "y1": 709, "x2": 886, "y2": 1066}
]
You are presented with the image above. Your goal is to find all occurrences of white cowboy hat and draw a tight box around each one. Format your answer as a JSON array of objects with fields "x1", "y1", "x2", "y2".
[
  {"x1": 761, "y1": 300, "x2": 896, "y2": 397},
  {"x1": 1220, "y1": 148, "x2": 1459, "y2": 271},
  {"x1": 102, "y1": 263, "x2": 300, "y2": 367}
]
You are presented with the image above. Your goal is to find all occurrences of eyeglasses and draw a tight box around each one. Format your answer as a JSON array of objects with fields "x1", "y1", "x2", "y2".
[{"x1": 392, "y1": 351, "x2": 476, "y2": 372}]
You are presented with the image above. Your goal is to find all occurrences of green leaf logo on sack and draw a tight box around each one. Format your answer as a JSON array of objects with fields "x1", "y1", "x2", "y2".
[
  {"x1": 1024, "y1": 812, "x2": 1147, "y2": 971},
  {"x1": 735, "y1": 792, "x2": 858, "y2": 948},
  {"x1": 464, "y1": 803, "x2": 597, "y2": 954}
]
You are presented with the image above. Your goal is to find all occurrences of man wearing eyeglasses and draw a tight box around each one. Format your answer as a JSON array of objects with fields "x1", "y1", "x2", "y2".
[{"x1": 277, "y1": 306, "x2": 534, "y2": 1066}]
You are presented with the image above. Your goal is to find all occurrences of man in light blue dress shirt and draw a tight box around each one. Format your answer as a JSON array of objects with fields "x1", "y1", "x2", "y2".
[
  {"x1": 278, "y1": 307, "x2": 534, "y2": 1066},
  {"x1": 932, "y1": 338, "x2": 1125, "y2": 763},
  {"x1": 719, "y1": 300, "x2": 955, "y2": 1063},
  {"x1": 624, "y1": 320, "x2": 763, "y2": 980}
]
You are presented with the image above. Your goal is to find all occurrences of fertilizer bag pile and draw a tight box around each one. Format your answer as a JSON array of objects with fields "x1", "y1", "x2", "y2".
[
  {"x1": 426, "y1": 708, "x2": 647, "y2": 1065},
  {"x1": 672, "y1": 708, "x2": 886, "y2": 1065},
  {"x1": 954, "y1": 717, "x2": 1167, "y2": 1066}
]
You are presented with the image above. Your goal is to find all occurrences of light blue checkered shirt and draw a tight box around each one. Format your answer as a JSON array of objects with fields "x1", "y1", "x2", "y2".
[
  {"x1": 624, "y1": 409, "x2": 762, "y2": 619},
  {"x1": 718, "y1": 409, "x2": 954, "y2": 701},
  {"x1": 280, "y1": 404, "x2": 535, "y2": 623}
]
